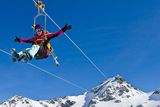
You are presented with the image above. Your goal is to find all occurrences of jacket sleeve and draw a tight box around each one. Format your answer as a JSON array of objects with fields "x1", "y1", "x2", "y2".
[
  {"x1": 47, "y1": 30, "x2": 64, "y2": 40},
  {"x1": 19, "y1": 37, "x2": 35, "y2": 43}
]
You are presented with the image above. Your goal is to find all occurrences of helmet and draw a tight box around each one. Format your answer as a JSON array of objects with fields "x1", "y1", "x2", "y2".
[
  {"x1": 34, "y1": 24, "x2": 44, "y2": 30},
  {"x1": 34, "y1": 24, "x2": 44, "y2": 33}
]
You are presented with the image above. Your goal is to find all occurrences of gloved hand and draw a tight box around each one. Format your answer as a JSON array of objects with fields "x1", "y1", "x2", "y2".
[
  {"x1": 14, "y1": 36, "x2": 20, "y2": 42},
  {"x1": 62, "y1": 24, "x2": 72, "y2": 32}
]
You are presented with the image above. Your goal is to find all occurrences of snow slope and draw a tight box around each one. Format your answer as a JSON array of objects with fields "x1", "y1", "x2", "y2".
[{"x1": 1, "y1": 75, "x2": 160, "y2": 107}]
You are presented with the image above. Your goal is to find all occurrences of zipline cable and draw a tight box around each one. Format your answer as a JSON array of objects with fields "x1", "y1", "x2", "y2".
[
  {"x1": 32, "y1": 0, "x2": 107, "y2": 79},
  {"x1": 0, "y1": 49, "x2": 88, "y2": 92}
]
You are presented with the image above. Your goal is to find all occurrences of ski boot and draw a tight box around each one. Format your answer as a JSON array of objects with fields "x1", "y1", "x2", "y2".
[
  {"x1": 23, "y1": 51, "x2": 32, "y2": 63},
  {"x1": 10, "y1": 49, "x2": 26, "y2": 62},
  {"x1": 10, "y1": 48, "x2": 19, "y2": 62}
]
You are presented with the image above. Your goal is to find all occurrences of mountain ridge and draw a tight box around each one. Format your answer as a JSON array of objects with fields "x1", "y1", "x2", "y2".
[{"x1": 1, "y1": 75, "x2": 160, "y2": 107}]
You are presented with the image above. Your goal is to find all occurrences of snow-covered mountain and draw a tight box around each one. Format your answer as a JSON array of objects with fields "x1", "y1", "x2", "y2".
[{"x1": 1, "y1": 75, "x2": 160, "y2": 107}]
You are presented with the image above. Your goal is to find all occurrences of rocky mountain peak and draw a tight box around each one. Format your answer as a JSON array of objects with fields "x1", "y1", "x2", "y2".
[{"x1": 90, "y1": 75, "x2": 142, "y2": 102}]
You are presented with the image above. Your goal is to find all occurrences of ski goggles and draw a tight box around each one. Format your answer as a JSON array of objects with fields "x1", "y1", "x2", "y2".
[{"x1": 35, "y1": 28, "x2": 43, "y2": 33}]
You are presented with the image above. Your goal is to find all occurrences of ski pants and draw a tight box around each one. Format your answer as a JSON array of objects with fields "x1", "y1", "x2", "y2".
[{"x1": 18, "y1": 45, "x2": 40, "y2": 58}]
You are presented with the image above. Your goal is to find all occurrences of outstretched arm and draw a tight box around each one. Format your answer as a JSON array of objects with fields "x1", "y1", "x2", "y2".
[
  {"x1": 47, "y1": 30, "x2": 64, "y2": 40},
  {"x1": 14, "y1": 36, "x2": 35, "y2": 43},
  {"x1": 47, "y1": 24, "x2": 72, "y2": 40}
]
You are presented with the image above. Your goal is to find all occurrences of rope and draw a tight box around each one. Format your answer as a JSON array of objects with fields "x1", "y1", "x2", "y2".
[
  {"x1": 0, "y1": 49, "x2": 88, "y2": 91},
  {"x1": 0, "y1": 49, "x2": 11, "y2": 56},
  {"x1": 32, "y1": 0, "x2": 107, "y2": 79}
]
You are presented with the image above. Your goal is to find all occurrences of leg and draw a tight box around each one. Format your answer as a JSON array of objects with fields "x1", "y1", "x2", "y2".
[
  {"x1": 24, "y1": 45, "x2": 40, "y2": 62},
  {"x1": 16, "y1": 49, "x2": 30, "y2": 62},
  {"x1": 27, "y1": 45, "x2": 40, "y2": 58},
  {"x1": 14, "y1": 45, "x2": 40, "y2": 63}
]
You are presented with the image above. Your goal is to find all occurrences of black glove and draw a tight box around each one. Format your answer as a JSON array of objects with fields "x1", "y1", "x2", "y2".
[
  {"x1": 62, "y1": 24, "x2": 72, "y2": 32},
  {"x1": 14, "y1": 36, "x2": 20, "y2": 42}
]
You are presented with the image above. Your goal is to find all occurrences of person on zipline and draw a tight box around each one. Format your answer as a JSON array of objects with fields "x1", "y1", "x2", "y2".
[{"x1": 12, "y1": 24, "x2": 72, "y2": 62}]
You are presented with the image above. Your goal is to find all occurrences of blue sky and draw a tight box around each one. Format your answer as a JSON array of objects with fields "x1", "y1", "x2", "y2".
[{"x1": 0, "y1": 0, "x2": 160, "y2": 102}]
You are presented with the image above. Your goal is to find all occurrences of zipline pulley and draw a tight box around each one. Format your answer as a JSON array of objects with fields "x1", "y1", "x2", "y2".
[{"x1": 33, "y1": 0, "x2": 46, "y2": 30}]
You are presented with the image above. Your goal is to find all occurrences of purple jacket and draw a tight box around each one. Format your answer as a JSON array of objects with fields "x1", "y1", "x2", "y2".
[{"x1": 19, "y1": 30, "x2": 63, "y2": 45}]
